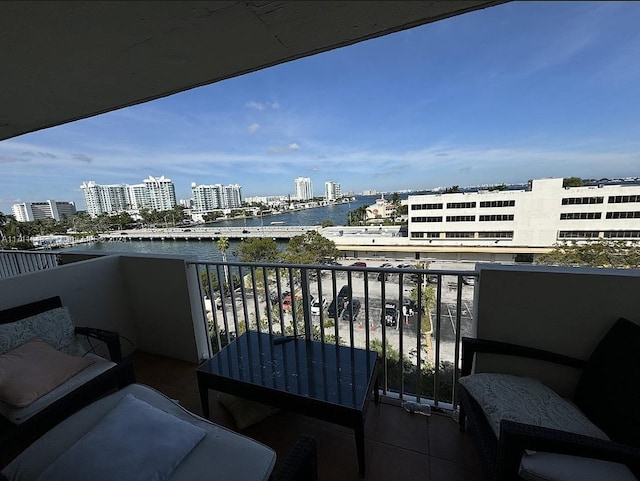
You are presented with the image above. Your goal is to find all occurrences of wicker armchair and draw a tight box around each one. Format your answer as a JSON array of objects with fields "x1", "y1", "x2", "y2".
[{"x1": 458, "y1": 318, "x2": 640, "y2": 481}]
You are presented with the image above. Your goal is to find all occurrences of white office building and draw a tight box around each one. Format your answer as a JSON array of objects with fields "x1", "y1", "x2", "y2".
[
  {"x1": 295, "y1": 177, "x2": 313, "y2": 201},
  {"x1": 324, "y1": 181, "x2": 342, "y2": 201},
  {"x1": 11, "y1": 200, "x2": 77, "y2": 222},
  {"x1": 81, "y1": 176, "x2": 177, "y2": 217},
  {"x1": 191, "y1": 183, "x2": 243, "y2": 212},
  {"x1": 407, "y1": 178, "x2": 640, "y2": 251}
]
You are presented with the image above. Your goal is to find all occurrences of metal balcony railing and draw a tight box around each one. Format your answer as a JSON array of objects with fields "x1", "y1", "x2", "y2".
[
  {"x1": 188, "y1": 260, "x2": 477, "y2": 410},
  {"x1": 0, "y1": 250, "x2": 60, "y2": 279}
]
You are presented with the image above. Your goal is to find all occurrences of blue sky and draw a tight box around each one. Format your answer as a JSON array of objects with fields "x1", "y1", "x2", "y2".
[{"x1": 2, "y1": 1, "x2": 640, "y2": 214}]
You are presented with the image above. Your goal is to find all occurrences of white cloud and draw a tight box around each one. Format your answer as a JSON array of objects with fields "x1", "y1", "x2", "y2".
[
  {"x1": 245, "y1": 101, "x2": 281, "y2": 110},
  {"x1": 248, "y1": 123, "x2": 261, "y2": 134},
  {"x1": 267, "y1": 142, "x2": 301, "y2": 154}
]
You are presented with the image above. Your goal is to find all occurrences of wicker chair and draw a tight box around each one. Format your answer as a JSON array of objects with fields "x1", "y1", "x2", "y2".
[
  {"x1": 0, "y1": 297, "x2": 135, "y2": 466},
  {"x1": 458, "y1": 318, "x2": 640, "y2": 481}
]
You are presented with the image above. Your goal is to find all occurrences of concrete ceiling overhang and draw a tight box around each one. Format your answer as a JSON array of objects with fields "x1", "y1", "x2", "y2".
[{"x1": 0, "y1": 1, "x2": 504, "y2": 141}]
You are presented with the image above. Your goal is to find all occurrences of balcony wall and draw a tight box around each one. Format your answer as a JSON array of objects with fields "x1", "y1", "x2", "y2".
[
  {"x1": 0, "y1": 253, "x2": 209, "y2": 363},
  {"x1": 474, "y1": 263, "x2": 640, "y2": 397}
]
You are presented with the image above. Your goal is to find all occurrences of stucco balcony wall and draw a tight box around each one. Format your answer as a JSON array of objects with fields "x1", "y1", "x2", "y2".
[
  {"x1": 473, "y1": 263, "x2": 640, "y2": 397},
  {"x1": 0, "y1": 254, "x2": 209, "y2": 363}
]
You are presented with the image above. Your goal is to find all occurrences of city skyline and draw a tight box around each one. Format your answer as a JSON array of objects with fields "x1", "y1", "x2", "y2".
[{"x1": 2, "y1": 2, "x2": 640, "y2": 214}]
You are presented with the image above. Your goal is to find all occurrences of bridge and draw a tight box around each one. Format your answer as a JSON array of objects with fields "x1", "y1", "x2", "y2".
[{"x1": 99, "y1": 225, "x2": 322, "y2": 241}]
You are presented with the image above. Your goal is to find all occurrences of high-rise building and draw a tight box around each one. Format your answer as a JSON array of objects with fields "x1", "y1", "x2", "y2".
[
  {"x1": 11, "y1": 200, "x2": 77, "y2": 222},
  {"x1": 324, "y1": 181, "x2": 342, "y2": 201},
  {"x1": 294, "y1": 177, "x2": 313, "y2": 201},
  {"x1": 144, "y1": 175, "x2": 177, "y2": 211},
  {"x1": 191, "y1": 183, "x2": 243, "y2": 211},
  {"x1": 80, "y1": 176, "x2": 177, "y2": 217}
]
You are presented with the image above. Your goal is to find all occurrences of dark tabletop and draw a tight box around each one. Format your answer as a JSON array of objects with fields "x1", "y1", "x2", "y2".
[{"x1": 198, "y1": 331, "x2": 378, "y2": 410}]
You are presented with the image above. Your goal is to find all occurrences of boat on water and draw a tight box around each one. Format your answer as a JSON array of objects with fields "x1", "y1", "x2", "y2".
[{"x1": 270, "y1": 221, "x2": 285, "y2": 225}]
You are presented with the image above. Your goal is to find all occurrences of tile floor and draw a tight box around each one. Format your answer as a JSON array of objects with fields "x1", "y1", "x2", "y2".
[{"x1": 129, "y1": 350, "x2": 486, "y2": 481}]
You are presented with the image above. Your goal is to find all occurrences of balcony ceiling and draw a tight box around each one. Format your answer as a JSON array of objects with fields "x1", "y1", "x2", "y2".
[{"x1": 0, "y1": 1, "x2": 504, "y2": 142}]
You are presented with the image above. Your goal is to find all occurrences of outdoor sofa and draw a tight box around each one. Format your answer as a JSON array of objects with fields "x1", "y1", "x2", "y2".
[
  {"x1": 458, "y1": 317, "x2": 640, "y2": 481},
  {"x1": 0, "y1": 383, "x2": 317, "y2": 481}
]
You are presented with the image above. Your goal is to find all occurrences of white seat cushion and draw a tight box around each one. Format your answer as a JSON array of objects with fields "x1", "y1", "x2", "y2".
[
  {"x1": 459, "y1": 373, "x2": 608, "y2": 439},
  {"x1": 519, "y1": 452, "x2": 637, "y2": 481},
  {"x1": 2, "y1": 384, "x2": 276, "y2": 481}
]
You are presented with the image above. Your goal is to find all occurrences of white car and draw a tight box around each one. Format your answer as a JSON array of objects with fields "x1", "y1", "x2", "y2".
[{"x1": 311, "y1": 298, "x2": 327, "y2": 315}]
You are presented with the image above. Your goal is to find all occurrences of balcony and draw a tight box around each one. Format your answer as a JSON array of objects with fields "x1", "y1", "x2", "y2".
[{"x1": 2, "y1": 250, "x2": 639, "y2": 480}]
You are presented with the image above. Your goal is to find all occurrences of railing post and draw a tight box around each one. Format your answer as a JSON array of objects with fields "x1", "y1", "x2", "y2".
[{"x1": 300, "y1": 267, "x2": 313, "y2": 340}]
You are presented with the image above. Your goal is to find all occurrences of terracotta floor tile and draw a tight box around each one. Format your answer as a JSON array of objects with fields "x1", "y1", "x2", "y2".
[{"x1": 129, "y1": 350, "x2": 483, "y2": 481}]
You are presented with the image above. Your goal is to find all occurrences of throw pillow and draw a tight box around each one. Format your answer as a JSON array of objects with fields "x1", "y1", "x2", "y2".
[
  {"x1": 0, "y1": 337, "x2": 94, "y2": 407},
  {"x1": 218, "y1": 392, "x2": 279, "y2": 430},
  {"x1": 573, "y1": 317, "x2": 640, "y2": 447},
  {"x1": 36, "y1": 394, "x2": 207, "y2": 481},
  {"x1": 0, "y1": 307, "x2": 77, "y2": 355}
]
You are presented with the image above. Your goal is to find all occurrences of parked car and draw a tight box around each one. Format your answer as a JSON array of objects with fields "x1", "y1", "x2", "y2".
[
  {"x1": 328, "y1": 285, "x2": 351, "y2": 317},
  {"x1": 462, "y1": 276, "x2": 476, "y2": 286},
  {"x1": 350, "y1": 262, "x2": 367, "y2": 267},
  {"x1": 382, "y1": 301, "x2": 399, "y2": 327},
  {"x1": 341, "y1": 299, "x2": 361, "y2": 322},
  {"x1": 380, "y1": 263, "x2": 393, "y2": 268},
  {"x1": 311, "y1": 298, "x2": 327, "y2": 315},
  {"x1": 397, "y1": 263, "x2": 412, "y2": 269}
]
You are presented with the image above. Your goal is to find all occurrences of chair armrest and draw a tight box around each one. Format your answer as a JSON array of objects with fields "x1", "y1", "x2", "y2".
[
  {"x1": 496, "y1": 420, "x2": 640, "y2": 481},
  {"x1": 270, "y1": 435, "x2": 317, "y2": 481},
  {"x1": 74, "y1": 327, "x2": 122, "y2": 361},
  {"x1": 461, "y1": 337, "x2": 586, "y2": 377}
]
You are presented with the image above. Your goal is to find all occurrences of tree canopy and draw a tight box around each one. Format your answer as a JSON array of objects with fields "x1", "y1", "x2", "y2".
[
  {"x1": 443, "y1": 185, "x2": 460, "y2": 194},
  {"x1": 237, "y1": 237, "x2": 281, "y2": 263},
  {"x1": 563, "y1": 177, "x2": 583, "y2": 188},
  {"x1": 283, "y1": 231, "x2": 341, "y2": 264},
  {"x1": 538, "y1": 240, "x2": 640, "y2": 268}
]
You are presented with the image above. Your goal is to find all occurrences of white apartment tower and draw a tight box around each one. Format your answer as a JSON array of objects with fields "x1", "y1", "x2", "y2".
[
  {"x1": 191, "y1": 183, "x2": 243, "y2": 212},
  {"x1": 11, "y1": 200, "x2": 77, "y2": 222},
  {"x1": 324, "y1": 181, "x2": 342, "y2": 201},
  {"x1": 144, "y1": 175, "x2": 177, "y2": 211},
  {"x1": 295, "y1": 177, "x2": 313, "y2": 201},
  {"x1": 81, "y1": 176, "x2": 177, "y2": 217}
]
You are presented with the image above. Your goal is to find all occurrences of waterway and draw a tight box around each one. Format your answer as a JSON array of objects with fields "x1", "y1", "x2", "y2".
[{"x1": 61, "y1": 195, "x2": 387, "y2": 262}]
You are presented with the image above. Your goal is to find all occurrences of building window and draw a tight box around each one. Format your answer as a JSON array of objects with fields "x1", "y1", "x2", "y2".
[
  {"x1": 608, "y1": 195, "x2": 640, "y2": 204},
  {"x1": 411, "y1": 216, "x2": 442, "y2": 223},
  {"x1": 411, "y1": 232, "x2": 440, "y2": 239},
  {"x1": 446, "y1": 215, "x2": 475, "y2": 222},
  {"x1": 603, "y1": 230, "x2": 640, "y2": 238},
  {"x1": 515, "y1": 253, "x2": 534, "y2": 263},
  {"x1": 559, "y1": 212, "x2": 602, "y2": 220},
  {"x1": 561, "y1": 197, "x2": 603, "y2": 205},
  {"x1": 446, "y1": 202, "x2": 476, "y2": 209},
  {"x1": 558, "y1": 231, "x2": 599, "y2": 239},
  {"x1": 479, "y1": 200, "x2": 515, "y2": 208},
  {"x1": 606, "y1": 211, "x2": 640, "y2": 219},
  {"x1": 478, "y1": 231, "x2": 513, "y2": 238},
  {"x1": 411, "y1": 203, "x2": 443, "y2": 210},
  {"x1": 479, "y1": 214, "x2": 514, "y2": 221},
  {"x1": 445, "y1": 232, "x2": 474, "y2": 238}
]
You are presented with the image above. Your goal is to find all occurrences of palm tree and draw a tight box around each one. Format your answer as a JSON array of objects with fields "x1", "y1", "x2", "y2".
[{"x1": 216, "y1": 237, "x2": 230, "y2": 284}]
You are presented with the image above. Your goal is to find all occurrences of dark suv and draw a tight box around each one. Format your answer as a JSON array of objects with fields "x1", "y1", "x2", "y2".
[
  {"x1": 382, "y1": 301, "x2": 399, "y2": 327},
  {"x1": 341, "y1": 299, "x2": 361, "y2": 322},
  {"x1": 328, "y1": 285, "x2": 351, "y2": 318}
]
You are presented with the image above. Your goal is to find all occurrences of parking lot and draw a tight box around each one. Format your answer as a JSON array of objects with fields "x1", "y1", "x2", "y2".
[{"x1": 209, "y1": 260, "x2": 476, "y2": 367}]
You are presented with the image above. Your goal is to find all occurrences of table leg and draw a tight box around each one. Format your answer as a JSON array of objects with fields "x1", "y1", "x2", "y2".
[
  {"x1": 355, "y1": 419, "x2": 365, "y2": 477},
  {"x1": 198, "y1": 380, "x2": 210, "y2": 419}
]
